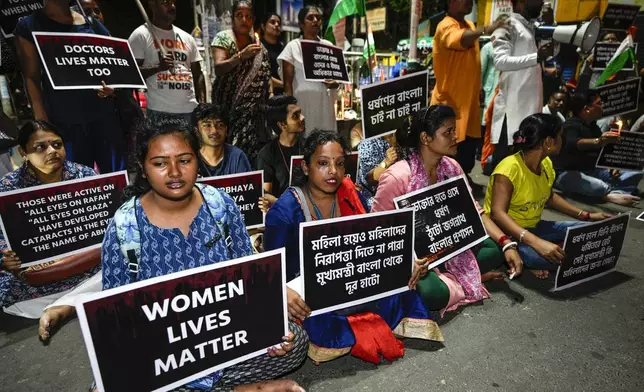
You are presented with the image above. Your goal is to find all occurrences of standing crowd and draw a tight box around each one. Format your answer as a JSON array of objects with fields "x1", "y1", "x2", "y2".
[{"x1": 0, "y1": 0, "x2": 642, "y2": 391}]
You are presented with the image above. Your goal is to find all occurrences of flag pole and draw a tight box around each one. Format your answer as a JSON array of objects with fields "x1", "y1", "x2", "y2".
[{"x1": 363, "y1": 0, "x2": 374, "y2": 84}]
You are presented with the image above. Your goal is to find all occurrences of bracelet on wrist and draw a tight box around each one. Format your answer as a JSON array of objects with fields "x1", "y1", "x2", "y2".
[
  {"x1": 580, "y1": 212, "x2": 591, "y2": 221},
  {"x1": 577, "y1": 210, "x2": 584, "y2": 217},
  {"x1": 519, "y1": 229, "x2": 528, "y2": 243},
  {"x1": 497, "y1": 235, "x2": 510, "y2": 247},
  {"x1": 502, "y1": 241, "x2": 518, "y2": 253}
]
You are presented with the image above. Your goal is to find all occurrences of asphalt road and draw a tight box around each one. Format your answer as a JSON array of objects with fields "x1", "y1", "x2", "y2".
[{"x1": 1, "y1": 170, "x2": 643, "y2": 392}]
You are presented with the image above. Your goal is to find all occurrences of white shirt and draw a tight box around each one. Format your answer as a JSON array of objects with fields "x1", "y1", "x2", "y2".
[
  {"x1": 491, "y1": 13, "x2": 543, "y2": 145},
  {"x1": 128, "y1": 24, "x2": 202, "y2": 114},
  {"x1": 542, "y1": 105, "x2": 565, "y2": 123}
]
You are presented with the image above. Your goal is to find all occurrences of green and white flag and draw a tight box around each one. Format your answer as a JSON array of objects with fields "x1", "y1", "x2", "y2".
[
  {"x1": 595, "y1": 33, "x2": 636, "y2": 88},
  {"x1": 325, "y1": 0, "x2": 366, "y2": 48},
  {"x1": 363, "y1": 25, "x2": 375, "y2": 60}
]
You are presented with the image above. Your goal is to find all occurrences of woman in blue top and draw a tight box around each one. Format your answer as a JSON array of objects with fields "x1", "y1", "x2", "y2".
[{"x1": 99, "y1": 122, "x2": 307, "y2": 392}]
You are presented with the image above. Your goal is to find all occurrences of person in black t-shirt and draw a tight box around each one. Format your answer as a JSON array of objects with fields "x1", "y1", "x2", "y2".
[
  {"x1": 256, "y1": 95, "x2": 305, "y2": 212},
  {"x1": 553, "y1": 92, "x2": 642, "y2": 206},
  {"x1": 260, "y1": 12, "x2": 285, "y2": 96}
]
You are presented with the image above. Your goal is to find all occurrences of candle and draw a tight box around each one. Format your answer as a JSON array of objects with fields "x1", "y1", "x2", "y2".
[
  {"x1": 255, "y1": 32, "x2": 260, "y2": 43},
  {"x1": 617, "y1": 120, "x2": 623, "y2": 135}
]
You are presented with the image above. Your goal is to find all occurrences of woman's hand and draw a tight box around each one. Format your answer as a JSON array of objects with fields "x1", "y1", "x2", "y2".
[
  {"x1": 267, "y1": 331, "x2": 295, "y2": 357},
  {"x1": 532, "y1": 238, "x2": 565, "y2": 264},
  {"x1": 384, "y1": 146, "x2": 399, "y2": 168},
  {"x1": 286, "y1": 287, "x2": 310, "y2": 321},
  {"x1": 504, "y1": 248, "x2": 524, "y2": 278},
  {"x1": 258, "y1": 194, "x2": 278, "y2": 213},
  {"x1": 589, "y1": 212, "x2": 613, "y2": 221},
  {"x1": 408, "y1": 258, "x2": 430, "y2": 290},
  {"x1": 97, "y1": 81, "x2": 115, "y2": 99},
  {"x1": 1, "y1": 249, "x2": 21, "y2": 272},
  {"x1": 239, "y1": 43, "x2": 261, "y2": 61}
]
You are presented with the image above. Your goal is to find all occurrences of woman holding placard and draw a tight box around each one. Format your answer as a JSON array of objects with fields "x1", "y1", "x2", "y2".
[
  {"x1": 264, "y1": 130, "x2": 443, "y2": 364},
  {"x1": 0, "y1": 121, "x2": 100, "y2": 320},
  {"x1": 485, "y1": 113, "x2": 611, "y2": 279},
  {"x1": 371, "y1": 106, "x2": 524, "y2": 313}
]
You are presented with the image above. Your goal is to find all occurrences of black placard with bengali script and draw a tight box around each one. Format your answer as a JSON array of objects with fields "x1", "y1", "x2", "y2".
[
  {"x1": 602, "y1": 3, "x2": 640, "y2": 30},
  {"x1": 300, "y1": 40, "x2": 350, "y2": 83},
  {"x1": 597, "y1": 78, "x2": 640, "y2": 118},
  {"x1": 592, "y1": 42, "x2": 638, "y2": 70},
  {"x1": 596, "y1": 131, "x2": 644, "y2": 172}
]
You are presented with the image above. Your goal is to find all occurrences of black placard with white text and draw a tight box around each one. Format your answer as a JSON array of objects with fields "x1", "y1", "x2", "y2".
[
  {"x1": 393, "y1": 175, "x2": 488, "y2": 269},
  {"x1": 198, "y1": 171, "x2": 264, "y2": 229},
  {"x1": 602, "y1": 3, "x2": 640, "y2": 30},
  {"x1": 596, "y1": 131, "x2": 644, "y2": 172},
  {"x1": 289, "y1": 152, "x2": 359, "y2": 186},
  {"x1": 0, "y1": 0, "x2": 43, "y2": 38},
  {"x1": 597, "y1": 78, "x2": 640, "y2": 118},
  {"x1": 32, "y1": 32, "x2": 146, "y2": 90},
  {"x1": 76, "y1": 250, "x2": 288, "y2": 392},
  {"x1": 0, "y1": 171, "x2": 128, "y2": 267},
  {"x1": 554, "y1": 214, "x2": 629, "y2": 291},
  {"x1": 360, "y1": 71, "x2": 428, "y2": 140},
  {"x1": 299, "y1": 209, "x2": 414, "y2": 316},
  {"x1": 592, "y1": 42, "x2": 638, "y2": 70},
  {"x1": 300, "y1": 40, "x2": 350, "y2": 83}
]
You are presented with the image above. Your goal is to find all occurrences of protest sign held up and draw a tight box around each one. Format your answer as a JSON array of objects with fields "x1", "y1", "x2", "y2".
[
  {"x1": 300, "y1": 40, "x2": 350, "y2": 83},
  {"x1": 198, "y1": 171, "x2": 265, "y2": 229},
  {"x1": 597, "y1": 78, "x2": 641, "y2": 118},
  {"x1": 32, "y1": 32, "x2": 146, "y2": 90},
  {"x1": 299, "y1": 209, "x2": 414, "y2": 316},
  {"x1": 360, "y1": 71, "x2": 428, "y2": 140},
  {"x1": 76, "y1": 249, "x2": 288, "y2": 392},
  {"x1": 0, "y1": 0, "x2": 43, "y2": 38},
  {"x1": 596, "y1": 131, "x2": 644, "y2": 172},
  {"x1": 394, "y1": 175, "x2": 488, "y2": 270},
  {"x1": 554, "y1": 214, "x2": 630, "y2": 291},
  {"x1": 289, "y1": 152, "x2": 359, "y2": 186},
  {"x1": 592, "y1": 42, "x2": 637, "y2": 70},
  {"x1": 602, "y1": 3, "x2": 640, "y2": 30},
  {"x1": 0, "y1": 171, "x2": 128, "y2": 268}
]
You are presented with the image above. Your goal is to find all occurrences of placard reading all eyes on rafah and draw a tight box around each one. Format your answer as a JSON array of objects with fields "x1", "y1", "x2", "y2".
[
  {"x1": 596, "y1": 131, "x2": 644, "y2": 172},
  {"x1": 553, "y1": 214, "x2": 630, "y2": 291},
  {"x1": 596, "y1": 78, "x2": 641, "y2": 118},
  {"x1": 300, "y1": 40, "x2": 350, "y2": 83},
  {"x1": 360, "y1": 71, "x2": 428, "y2": 140},
  {"x1": 393, "y1": 175, "x2": 488, "y2": 270},
  {"x1": 602, "y1": 3, "x2": 640, "y2": 30},
  {"x1": 289, "y1": 152, "x2": 359, "y2": 186},
  {"x1": 299, "y1": 209, "x2": 414, "y2": 316},
  {"x1": 0, "y1": 171, "x2": 128, "y2": 268},
  {"x1": 198, "y1": 171, "x2": 265, "y2": 229},
  {"x1": 0, "y1": 0, "x2": 43, "y2": 38},
  {"x1": 76, "y1": 249, "x2": 288, "y2": 392},
  {"x1": 32, "y1": 32, "x2": 146, "y2": 90}
]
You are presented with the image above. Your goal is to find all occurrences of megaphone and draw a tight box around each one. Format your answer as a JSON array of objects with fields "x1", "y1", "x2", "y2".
[{"x1": 536, "y1": 17, "x2": 601, "y2": 53}]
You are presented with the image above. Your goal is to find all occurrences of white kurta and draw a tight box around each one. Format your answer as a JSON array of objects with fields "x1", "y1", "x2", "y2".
[{"x1": 490, "y1": 13, "x2": 543, "y2": 145}]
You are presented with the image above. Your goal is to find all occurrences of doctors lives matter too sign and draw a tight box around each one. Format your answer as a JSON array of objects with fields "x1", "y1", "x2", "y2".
[{"x1": 32, "y1": 32, "x2": 146, "y2": 90}]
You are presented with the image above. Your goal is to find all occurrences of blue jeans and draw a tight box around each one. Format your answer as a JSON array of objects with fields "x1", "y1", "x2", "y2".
[
  {"x1": 519, "y1": 220, "x2": 586, "y2": 271},
  {"x1": 555, "y1": 169, "x2": 643, "y2": 199},
  {"x1": 146, "y1": 109, "x2": 193, "y2": 127}
]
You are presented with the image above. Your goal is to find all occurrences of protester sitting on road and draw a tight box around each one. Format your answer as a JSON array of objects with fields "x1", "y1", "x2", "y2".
[
  {"x1": 486, "y1": 113, "x2": 612, "y2": 279},
  {"x1": 97, "y1": 120, "x2": 307, "y2": 392},
  {"x1": 264, "y1": 130, "x2": 443, "y2": 364},
  {"x1": 371, "y1": 106, "x2": 523, "y2": 313},
  {"x1": 192, "y1": 103, "x2": 252, "y2": 177},
  {"x1": 356, "y1": 134, "x2": 398, "y2": 211},
  {"x1": 542, "y1": 89, "x2": 568, "y2": 123},
  {"x1": 552, "y1": 92, "x2": 642, "y2": 206},
  {"x1": 256, "y1": 95, "x2": 305, "y2": 213},
  {"x1": 0, "y1": 121, "x2": 100, "y2": 321}
]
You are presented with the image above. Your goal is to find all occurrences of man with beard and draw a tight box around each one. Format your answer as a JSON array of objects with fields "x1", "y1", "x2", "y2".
[{"x1": 488, "y1": 0, "x2": 553, "y2": 172}]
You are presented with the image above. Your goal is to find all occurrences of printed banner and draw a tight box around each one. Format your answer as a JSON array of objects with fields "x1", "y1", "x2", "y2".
[
  {"x1": 77, "y1": 249, "x2": 288, "y2": 392},
  {"x1": 596, "y1": 131, "x2": 644, "y2": 172},
  {"x1": 553, "y1": 214, "x2": 630, "y2": 291},
  {"x1": 597, "y1": 78, "x2": 641, "y2": 118},
  {"x1": 299, "y1": 209, "x2": 414, "y2": 316},
  {"x1": 602, "y1": 3, "x2": 640, "y2": 30},
  {"x1": 393, "y1": 175, "x2": 488, "y2": 269},
  {"x1": 0, "y1": 0, "x2": 43, "y2": 38},
  {"x1": 360, "y1": 7, "x2": 387, "y2": 33},
  {"x1": 592, "y1": 42, "x2": 638, "y2": 70},
  {"x1": 198, "y1": 171, "x2": 265, "y2": 229},
  {"x1": 0, "y1": 171, "x2": 128, "y2": 268},
  {"x1": 289, "y1": 152, "x2": 359, "y2": 186},
  {"x1": 32, "y1": 32, "x2": 146, "y2": 90},
  {"x1": 300, "y1": 40, "x2": 350, "y2": 83},
  {"x1": 360, "y1": 71, "x2": 428, "y2": 140}
]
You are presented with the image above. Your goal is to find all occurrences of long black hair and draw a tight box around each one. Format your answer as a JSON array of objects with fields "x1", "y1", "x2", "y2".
[
  {"x1": 298, "y1": 5, "x2": 323, "y2": 37},
  {"x1": 396, "y1": 105, "x2": 456, "y2": 158},
  {"x1": 232, "y1": 0, "x2": 253, "y2": 15},
  {"x1": 292, "y1": 129, "x2": 349, "y2": 187},
  {"x1": 17, "y1": 120, "x2": 64, "y2": 150},
  {"x1": 513, "y1": 113, "x2": 562, "y2": 152},
  {"x1": 123, "y1": 115, "x2": 200, "y2": 201}
]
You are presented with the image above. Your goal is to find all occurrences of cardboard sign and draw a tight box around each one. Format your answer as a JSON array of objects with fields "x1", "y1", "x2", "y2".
[
  {"x1": 77, "y1": 249, "x2": 288, "y2": 392},
  {"x1": 592, "y1": 42, "x2": 638, "y2": 70},
  {"x1": 300, "y1": 40, "x2": 350, "y2": 83},
  {"x1": 360, "y1": 71, "x2": 428, "y2": 140},
  {"x1": 32, "y1": 32, "x2": 146, "y2": 90},
  {"x1": 597, "y1": 78, "x2": 641, "y2": 118},
  {"x1": 299, "y1": 209, "x2": 414, "y2": 316},
  {"x1": 596, "y1": 131, "x2": 644, "y2": 172},
  {"x1": 0, "y1": 171, "x2": 128, "y2": 268},
  {"x1": 393, "y1": 175, "x2": 488, "y2": 269},
  {"x1": 198, "y1": 171, "x2": 265, "y2": 229},
  {"x1": 0, "y1": 0, "x2": 43, "y2": 38},
  {"x1": 289, "y1": 152, "x2": 359, "y2": 186},
  {"x1": 360, "y1": 7, "x2": 387, "y2": 33},
  {"x1": 602, "y1": 3, "x2": 640, "y2": 30},
  {"x1": 553, "y1": 214, "x2": 630, "y2": 291}
]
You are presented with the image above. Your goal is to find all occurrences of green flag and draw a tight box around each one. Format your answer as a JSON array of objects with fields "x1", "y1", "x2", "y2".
[
  {"x1": 325, "y1": 0, "x2": 366, "y2": 47},
  {"x1": 595, "y1": 34, "x2": 636, "y2": 88}
]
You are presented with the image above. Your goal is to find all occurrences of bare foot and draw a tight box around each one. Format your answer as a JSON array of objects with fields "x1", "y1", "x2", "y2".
[
  {"x1": 39, "y1": 305, "x2": 75, "y2": 342},
  {"x1": 481, "y1": 271, "x2": 505, "y2": 282},
  {"x1": 234, "y1": 380, "x2": 305, "y2": 392},
  {"x1": 530, "y1": 270, "x2": 550, "y2": 279},
  {"x1": 605, "y1": 193, "x2": 641, "y2": 206}
]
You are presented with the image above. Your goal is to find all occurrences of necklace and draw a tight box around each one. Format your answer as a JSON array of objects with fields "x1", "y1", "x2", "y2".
[
  {"x1": 277, "y1": 139, "x2": 299, "y2": 174},
  {"x1": 305, "y1": 185, "x2": 336, "y2": 220}
]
